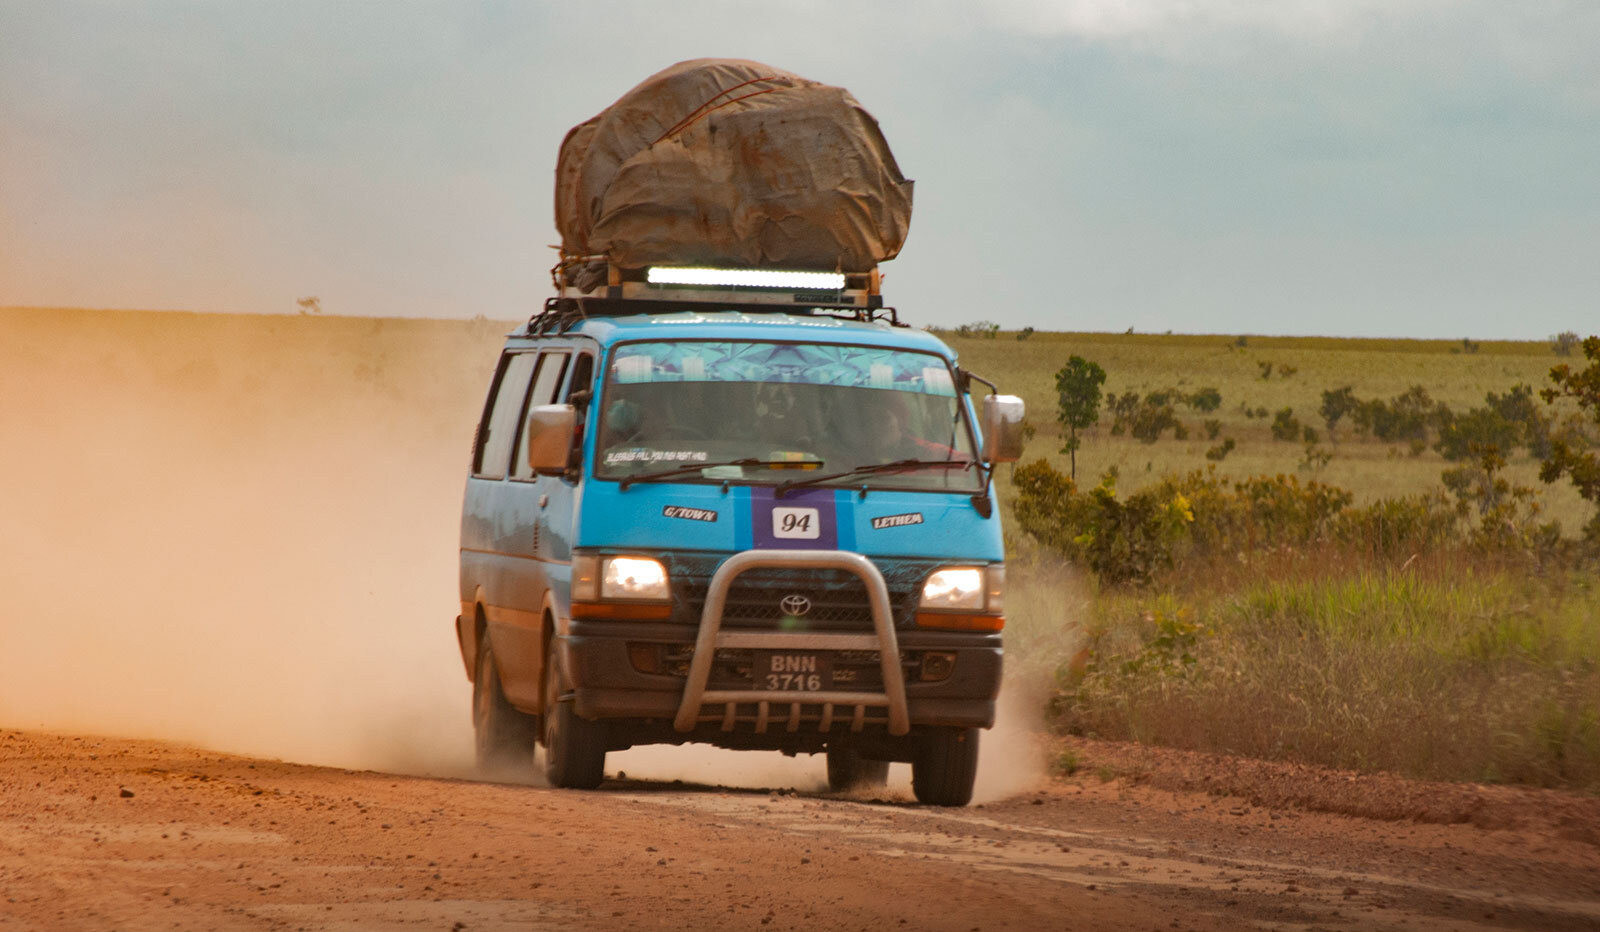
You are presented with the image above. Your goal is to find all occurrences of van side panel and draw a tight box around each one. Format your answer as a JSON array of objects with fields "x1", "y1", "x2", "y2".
[{"x1": 460, "y1": 477, "x2": 550, "y2": 711}]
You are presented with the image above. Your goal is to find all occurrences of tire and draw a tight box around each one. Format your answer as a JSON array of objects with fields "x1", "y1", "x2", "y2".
[
  {"x1": 472, "y1": 633, "x2": 538, "y2": 773},
  {"x1": 825, "y1": 748, "x2": 890, "y2": 792},
  {"x1": 542, "y1": 642, "x2": 607, "y2": 789},
  {"x1": 911, "y1": 728, "x2": 980, "y2": 807}
]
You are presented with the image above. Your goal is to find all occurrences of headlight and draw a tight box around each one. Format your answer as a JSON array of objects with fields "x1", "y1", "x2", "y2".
[
  {"x1": 920, "y1": 567, "x2": 985, "y2": 611},
  {"x1": 601, "y1": 556, "x2": 669, "y2": 601}
]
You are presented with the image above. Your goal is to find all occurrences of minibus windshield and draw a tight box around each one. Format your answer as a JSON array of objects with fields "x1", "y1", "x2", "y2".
[{"x1": 596, "y1": 341, "x2": 980, "y2": 493}]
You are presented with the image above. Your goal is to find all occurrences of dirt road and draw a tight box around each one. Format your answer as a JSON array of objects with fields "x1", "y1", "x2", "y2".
[{"x1": 4, "y1": 729, "x2": 1598, "y2": 931}]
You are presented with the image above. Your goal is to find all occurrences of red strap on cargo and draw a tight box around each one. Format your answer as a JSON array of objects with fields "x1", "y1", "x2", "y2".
[{"x1": 653, "y1": 75, "x2": 783, "y2": 145}]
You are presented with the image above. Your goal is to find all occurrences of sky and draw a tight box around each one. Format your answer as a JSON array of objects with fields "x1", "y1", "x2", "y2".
[{"x1": 2, "y1": 0, "x2": 1597, "y2": 338}]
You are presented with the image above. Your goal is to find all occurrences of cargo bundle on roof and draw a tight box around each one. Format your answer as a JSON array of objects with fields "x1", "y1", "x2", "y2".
[{"x1": 554, "y1": 58, "x2": 914, "y2": 299}]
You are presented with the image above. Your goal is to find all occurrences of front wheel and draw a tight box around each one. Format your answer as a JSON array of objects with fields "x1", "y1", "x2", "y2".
[
  {"x1": 825, "y1": 748, "x2": 890, "y2": 792},
  {"x1": 911, "y1": 728, "x2": 979, "y2": 807},
  {"x1": 542, "y1": 643, "x2": 607, "y2": 789}
]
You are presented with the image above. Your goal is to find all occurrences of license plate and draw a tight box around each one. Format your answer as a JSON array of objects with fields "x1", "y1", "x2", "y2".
[{"x1": 751, "y1": 651, "x2": 832, "y2": 691}]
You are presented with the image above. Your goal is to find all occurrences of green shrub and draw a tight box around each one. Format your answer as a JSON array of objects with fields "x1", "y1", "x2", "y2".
[
  {"x1": 1188, "y1": 387, "x2": 1222, "y2": 412},
  {"x1": 1014, "y1": 462, "x2": 1358, "y2": 586},
  {"x1": 1271, "y1": 407, "x2": 1302, "y2": 441},
  {"x1": 1540, "y1": 335, "x2": 1600, "y2": 544},
  {"x1": 1012, "y1": 460, "x2": 1192, "y2": 586},
  {"x1": 1331, "y1": 492, "x2": 1459, "y2": 558},
  {"x1": 1320, "y1": 386, "x2": 1357, "y2": 433},
  {"x1": 1351, "y1": 385, "x2": 1452, "y2": 444},
  {"x1": 1434, "y1": 407, "x2": 1518, "y2": 461}
]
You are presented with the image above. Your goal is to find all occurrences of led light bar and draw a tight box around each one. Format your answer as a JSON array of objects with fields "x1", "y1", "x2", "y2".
[{"x1": 646, "y1": 267, "x2": 846, "y2": 290}]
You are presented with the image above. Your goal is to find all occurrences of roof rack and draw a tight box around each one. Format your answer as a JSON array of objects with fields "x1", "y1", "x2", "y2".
[
  {"x1": 526, "y1": 296, "x2": 905, "y2": 335},
  {"x1": 552, "y1": 257, "x2": 883, "y2": 310}
]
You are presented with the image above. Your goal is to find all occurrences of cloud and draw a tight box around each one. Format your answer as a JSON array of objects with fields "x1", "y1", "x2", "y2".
[{"x1": 979, "y1": 0, "x2": 1444, "y2": 41}]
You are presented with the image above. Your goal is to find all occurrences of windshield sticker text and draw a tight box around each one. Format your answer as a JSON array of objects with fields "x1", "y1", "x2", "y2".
[
  {"x1": 871, "y1": 512, "x2": 925, "y2": 530},
  {"x1": 662, "y1": 506, "x2": 718, "y2": 523},
  {"x1": 603, "y1": 449, "x2": 711, "y2": 465}
]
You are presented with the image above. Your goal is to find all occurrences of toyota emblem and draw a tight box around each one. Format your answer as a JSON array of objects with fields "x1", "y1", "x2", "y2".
[{"x1": 780, "y1": 594, "x2": 812, "y2": 616}]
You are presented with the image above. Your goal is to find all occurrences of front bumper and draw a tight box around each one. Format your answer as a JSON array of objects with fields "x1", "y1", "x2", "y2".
[
  {"x1": 564, "y1": 620, "x2": 1002, "y2": 728},
  {"x1": 560, "y1": 548, "x2": 1003, "y2": 755}
]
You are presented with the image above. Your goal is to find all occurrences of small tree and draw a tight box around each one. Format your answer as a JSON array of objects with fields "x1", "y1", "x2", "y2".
[
  {"x1": 1320, "y1": 386, "x2": 1357, "y2": 435},
  {"x1": 1539, "y1": 335, "x2": 1600, "y2": 543},
  {"x1": 1055, "y1": 356, "x2": 1107, "y2": 480}
]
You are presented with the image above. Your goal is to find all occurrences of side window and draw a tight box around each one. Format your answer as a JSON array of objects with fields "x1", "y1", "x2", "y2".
[
  {"x1": 530, "y1": 352, "x2": 571, "y2": 407},
  {"x1": 473, "y1": 352, "x2": 538, "y2": 479},
  {"x1": 563, "y1": 353, "x2": 595, "y2": 401},
  {"x1": 510, "y1": 352, "x2": 570, "y2": 480}
]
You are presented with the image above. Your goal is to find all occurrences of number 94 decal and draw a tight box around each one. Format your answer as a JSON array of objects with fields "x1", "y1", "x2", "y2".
[{"x1": 771, "y1": 506, "x2": 820, "y2": 540}]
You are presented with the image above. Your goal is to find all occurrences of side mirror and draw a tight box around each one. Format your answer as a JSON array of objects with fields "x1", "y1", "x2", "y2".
[
  {"x1": 981, "y1": 394, "x2": 1026, "y2": 463},
  {"x1": 525, "y1": 404, "x2": 578, "y2": 474}
]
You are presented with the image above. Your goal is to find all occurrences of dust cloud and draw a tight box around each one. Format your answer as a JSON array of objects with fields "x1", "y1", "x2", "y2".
[
  {"x1": 0, "y1": 308, "x2": 506, "y2": 776},
  {"x1": 0, "y1": 307, "x2": 1050, "y2": 803}
]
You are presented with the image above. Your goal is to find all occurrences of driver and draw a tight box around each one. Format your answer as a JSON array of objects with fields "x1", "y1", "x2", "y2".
[{"x1": 860, "y1": 392, "x2": 963, "y2": 462}]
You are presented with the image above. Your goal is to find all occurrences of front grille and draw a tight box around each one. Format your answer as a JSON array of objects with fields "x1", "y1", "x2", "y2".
[{"x1": 671, "y1": 567, "x2": 917, "y2": 630}]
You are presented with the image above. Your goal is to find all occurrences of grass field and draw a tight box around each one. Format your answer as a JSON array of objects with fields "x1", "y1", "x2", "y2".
[
  {"x1": 943, "y1": 328, "x2": 1600, "y2": 792},
  {"x1": 941, "y1": 328, "x2": 1593, "y2": 533}
]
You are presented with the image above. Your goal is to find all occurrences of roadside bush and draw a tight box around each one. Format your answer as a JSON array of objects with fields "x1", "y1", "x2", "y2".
[
  {"x1": 1442, "y1": 459, "x2": 1559, "y2": 557},
  {"x1": 1330, "y1": 492, "x2": 1459, "y2": 558},
  {"x1": 1014, "y1": 462, "x2": 1355, "y2": 586},
  {"x1": 1539, "y1": 335, "x2": 1600, "y2": 544},
  {"x1": 1047, "y1": 568, "x2": 1600, "y2": 789},
  {"x1": 1204, "y1": 438, "x2": 1235, "y2": 461},
  {"x1": 1011, "y1": 460, "x2": 1191, "y2": 586}
]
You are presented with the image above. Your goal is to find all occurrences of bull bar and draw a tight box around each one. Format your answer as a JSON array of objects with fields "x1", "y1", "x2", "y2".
[{"x1": 671, "y1": 550, "x2": 911, "y2": 736}]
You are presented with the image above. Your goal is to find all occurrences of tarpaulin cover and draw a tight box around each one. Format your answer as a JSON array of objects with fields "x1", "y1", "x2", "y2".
[{"x1": 555, "y1": 59, "x2": 913, "y2": 273}]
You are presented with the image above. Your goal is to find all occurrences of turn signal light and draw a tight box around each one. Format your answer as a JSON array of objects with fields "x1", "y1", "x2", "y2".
[
  {"x1": 571, "y1": 601, "x2": 672, "y2": 621},
  {"x1": 914, "y1": 612, "x2": 1004, "y2": 632}
]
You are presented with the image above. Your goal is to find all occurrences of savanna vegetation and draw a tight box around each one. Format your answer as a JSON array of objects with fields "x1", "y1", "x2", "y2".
[{"x1": 935, "y1": 327, "x2": 1600, "y2": 792}]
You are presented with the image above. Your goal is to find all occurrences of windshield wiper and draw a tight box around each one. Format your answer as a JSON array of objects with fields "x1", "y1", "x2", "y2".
[
  {"x1": 618, "y1": 457, "x2": 825, "y2": 490},
  {"x1": 775, "y1": 458, "x2": 973, "y2": 497}
]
